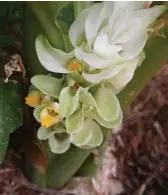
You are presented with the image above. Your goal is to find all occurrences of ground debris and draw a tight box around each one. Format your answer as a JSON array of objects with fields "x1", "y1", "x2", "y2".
[
  {"x1": 103, "y1": 64, "x2": 168, "y2": 195},
  {"x1": 4, "y1": 54, "x2": 26, "y2": 82}
]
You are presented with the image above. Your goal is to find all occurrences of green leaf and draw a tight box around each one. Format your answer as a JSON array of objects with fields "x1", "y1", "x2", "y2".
[
  {"x1": 47, "y1": 1, "x2": 74, "y2": 29},
  {"x1": 24, "y1": 2, "x2": 66, "y2": 77},
  {"x1": 47, "y1": 145, "x2": 90, "y2": 188},
  {"x1": 48, "y1": 1, "x2": 74, "y2": 52},
  {"x1": 24, "y1": 5, "x2": 47, "y2": 76},
  {"x1": 0, "y1": 81, "x2": 23, "y2": 162},
  {"x1": 0, "y1": 34, "x2": 16, "y2": 47},
  {"x1": 28, "y1": 2, "x2": 65, "y2": 51}
]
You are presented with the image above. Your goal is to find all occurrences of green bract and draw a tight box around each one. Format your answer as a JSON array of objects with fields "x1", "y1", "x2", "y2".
[
  {"x1": 66, "y1": 109, "x2": 84, "y2": 134},
  {"x1": 38, "y1": 126, "x2": 71, "y2": 154},
  {"x1": 70, "y1": 119, "x2": 103, "y2": 147},
  {"x1": 29, "y1": 74, "x2": 122, "y2": 152},
  {"x1": 58, "y1": 81, "x2": 122, "y2": 149},
  {"x1": 31, "y1": 74, "x2": 63, "y2": 98},
  {"x1": 59, "y1": 86, "x2": 81, "y2": 117}
]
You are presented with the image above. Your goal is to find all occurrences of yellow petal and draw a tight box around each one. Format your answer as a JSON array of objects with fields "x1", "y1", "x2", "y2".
[
  {"x1": 67, "y1": 58, "x2": 83, "y2": 73},
  {"x1": 40, "y1": 103, "x2": 61, "y2": 128},
  {"x1": 25, "y1": 90, "x2": 43, "y2": 108}
]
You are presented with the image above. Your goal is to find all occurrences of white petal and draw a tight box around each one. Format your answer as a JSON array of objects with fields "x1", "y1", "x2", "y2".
[
  {"x1": 69, "y1": 8, "x2": 90, "y2": 47},
  {"x1": 108, "y1": 2, "x2": 134, "y2": 31},
  {"x1": 85, "y1": 2, "x2": 114, "y2": 48},
  {"x1": 133, "y1": 5, "x2": 167, "y2": 29},
  {"x1": 109, "y1": 54, "x2": 145, "y2": 91},
  {"x1": 69, "y1": 2, "x2": 111, "y2": 47},
  {"x1": 75, "y1": 47, "x2": 123, "y2": 69},
  {"x1": 113, "y1": 1, "x2": 137, "y2": 10},
  {"x1": 113, "y1": 1, "x2": 146, "y2": 11},
  {"x1": 109, "y1": 11, "x2": 132, "y2": 43},
  {"x1": 108, "y1": 1, "x2": 146, "y2": 38},
  {"x1": 109, "y1": 64, "x2": 137, "y2": 92},
  {"x1": 36, "y1": 35, "x2": 73, "y2": 73},
  {"x1": 82, "y1": 65, "x2": 124, "y2": 84},
  {"x1": 114, "y1": 26, "x2": 145, "y2": 44},
  {"x1": 120, "y1": 32, "x2": 148, "y2": 60},
  {"x1": 93, "y1": 33, "x2": 122, "y2": 58},
  {"x1": 49, "y1": 135, "x2": 70, "y2": 154},
  {"x1": 85, "y1": 3, "x2": 102, "y2": 48},
  {"x1": 114, "y1": 5, "x2": 166, "y2": 44}
]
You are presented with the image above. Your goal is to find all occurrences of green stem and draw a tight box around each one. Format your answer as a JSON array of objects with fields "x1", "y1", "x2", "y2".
[
  {"x1": 23, "y1": 5, "x2": 46, "y2": 76},
  {"x1": 28, "y1": 2, "x2": 65, "y2": 50},
  {"x1": 73, "y1": 2, "x2": 91, "y2": 18}
]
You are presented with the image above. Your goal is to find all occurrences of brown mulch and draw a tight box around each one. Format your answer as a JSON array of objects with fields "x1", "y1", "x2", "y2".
[
  {"x1": 105, "y1": 63, "x2": 168, "y2": 195},
  {"x1": 1, "y1": 63, "x2": 168, "y2": 194}
]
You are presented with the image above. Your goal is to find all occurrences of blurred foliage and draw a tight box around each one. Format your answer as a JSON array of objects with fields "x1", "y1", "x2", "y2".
[
  {"x1": 0, "y1": 2, "x2": 23, "y2": 165},
  {"x1": 0, "y1": 81, "x2": 24, "y2": 164},
  {"x1": 0, "y1": 2, "x2": 22, "y2": 49}
]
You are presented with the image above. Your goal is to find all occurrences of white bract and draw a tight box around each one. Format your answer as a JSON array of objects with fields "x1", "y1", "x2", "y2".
[
  {"x1": 69, "y1": 1, "x2": 166, "y2": 91},
  {"x1": 35, "y1": 1, "x2": 166, "y2": 92}
]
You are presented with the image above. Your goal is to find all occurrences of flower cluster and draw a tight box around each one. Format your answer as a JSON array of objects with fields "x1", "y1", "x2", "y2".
[{"x1": 26, "y1": 2, "x2": 166, "y2": 153}]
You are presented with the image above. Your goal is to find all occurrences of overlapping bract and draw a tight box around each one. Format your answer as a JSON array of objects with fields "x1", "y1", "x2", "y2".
[
  {"x1": 35, "y1": 1, "x2": 166, "y2": 92},
  {"x1": 26, "y1": 2, "x2": 167, "y2": 153},
  {"x1": 26, "y1": 75, "x2": 122, "y2": 153}
]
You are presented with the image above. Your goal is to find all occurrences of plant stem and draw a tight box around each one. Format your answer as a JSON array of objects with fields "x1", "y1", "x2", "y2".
[
  {"x1": 28, "y1": 2, "x2": 65, "y2": 50},
  {"x1": 73, "y1": 2, "x2": 91, "y2": 18}
]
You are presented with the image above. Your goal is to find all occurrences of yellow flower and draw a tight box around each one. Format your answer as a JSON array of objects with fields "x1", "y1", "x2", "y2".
[
  {"x1": 67, "y1": 58, "x2": 83, "y2": 73},
  {"x1": 40, "y1": 103, "x2": 61, "y2": 128},
  {"x1": 25, "y1": 90, "x2": 43, "y2": 108}
]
